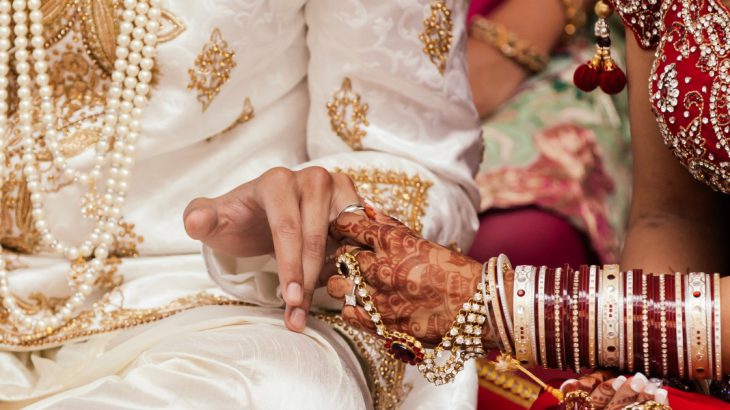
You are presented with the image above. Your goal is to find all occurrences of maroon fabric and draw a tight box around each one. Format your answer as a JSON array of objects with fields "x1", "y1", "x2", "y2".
[{"x1": 467, "y1": 207, "x2": 599, "y2": 266}]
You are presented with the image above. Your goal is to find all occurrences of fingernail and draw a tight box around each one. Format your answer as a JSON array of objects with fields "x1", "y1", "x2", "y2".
[
  {"x1": 643, "y1": 380, "x2": 660, "y2": 395},
  {"x1": 286, "y1": 282, "x2": 303, "y2": 305},
  {"x1": 654, "y1": 388, "x2": 668, "y2": 405},
  {"x1": 560, "y1": 379, "x2": 578, "y2": 392},
  {"x1": 612, "y1": 375, "x2": 627, "y2": 391},
  {"x1": 630, "y1": 373, "x2": 648, "y2": 392},
  {"x1": 291, "y1": 308, "x2": 306, "y2": 330}
]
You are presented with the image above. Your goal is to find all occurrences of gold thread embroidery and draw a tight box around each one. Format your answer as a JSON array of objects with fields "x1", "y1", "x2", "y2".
[
  {"x1": 419, "y1": 0, "x2": 453, "y2": 75},
  {"x1": 316, "y1": 313, "x2": 412, "y2": 410},
  {"x1": 157, "y1": 9, "x2": 186, "y2": 43},
  {"x1": 327, "y1": 78, "x2": 369, "y2": 150},
  {"x1": 476, "y1": 359, "x2": 540, "y2": 409},
  {"x1": 205, "y1": 97, "x2": 255, "y2": 142},
  {"x1": 335, "y1": 168, "x2": 432, "y2": 234},
  {"x1": 188, "y1": 28, "x2": 237, "y2": 112}
]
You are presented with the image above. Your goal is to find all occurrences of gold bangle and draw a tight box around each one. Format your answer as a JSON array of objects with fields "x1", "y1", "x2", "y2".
[
  {"x1": 713, "y1": 273, "x2": 722, "y2": 381},
  {"x1": 659, "y1": 274, "x2": 668, "y2": 377},
  {"x1": 599, "y1": 265, "x2": 621, "y2": 367},
  {"x1": 675, "y1": 272, "x2": 685, "y2": 379},
  {"x1": 588, "y1": 265, "x2": 598, "y2": 369},
  {"x1": 571, "y1": 269, "x2": 581, "y2": 373},
  {"x1": 514, "y1": 265, "x2": 536, "y2": 367},
  {"x1": 488, "y1": 256, "x2": 512, "y2": 355},
  {"x1": 469, "y1": 17, "x2": 548, "y2": 73},
  {"x1": 538, "y1": 266, "x2": 548, "y2": 368},
  {"x1": 554, "y1": 267, "x2": 564, "y2": 371},
  {"x1": 618, "y1": 269, "x2": 625, "y2": 371},
  {"x1": 642, "y1": 272, "x2": 650, "y2": 375},
  {"x1": 626, "y1": 269, "x2": 635, "y2": 373},
  {"x1": 686, "y1": 272, "x2": 710, "y2": 379},
  {"x1": 497, "y1": 254, "x2": 515, "y2": 349}
]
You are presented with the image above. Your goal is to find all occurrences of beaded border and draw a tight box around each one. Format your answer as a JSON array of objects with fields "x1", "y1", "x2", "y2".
[
  {"x1": 571, "y1": 269, "x2": 581, "y2": 373},
  {"x1": 675, "y1": 271, "x2": 685, "y2": 378},
  {"x1": 642, "y1": 272, "x2": 650, "y2": 375},
  {"x1": 588, "y1": 265, "x2": 597, "y2": 369},
  {"x1": 713, "y1": 273, "x2": 722, "y2": 381},
  {"x1": 554, "y1": 267, "x2": 564, "y2": 371},
  {"x1": 513, "y1": 265, "x2": 536, "y2": 366},
  {"x1": 659, "y1": 274, "x2": 668, "y2": 377},
  {"x1": 626, "y1": 270, "x2": 634, "y2": 373},
  {"x1": 538, "y1": 266, "x2": 548, "y2": 368}
]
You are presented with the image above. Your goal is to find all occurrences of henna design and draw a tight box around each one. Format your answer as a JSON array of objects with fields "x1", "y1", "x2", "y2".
[{"x1": 332, "y1": 213, "x2": 481, "y2": 345}]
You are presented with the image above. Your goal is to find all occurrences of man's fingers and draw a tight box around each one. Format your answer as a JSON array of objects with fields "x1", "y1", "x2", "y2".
[
  {"x1": 183, "y1": 197, "x2": 219, "y2": 240},
  {"x1": 297, "y1": 168, "x2": 334, "y2": 322},
  {"x1": 256, "y1": 168, "x2": 306, "y2": 331}
]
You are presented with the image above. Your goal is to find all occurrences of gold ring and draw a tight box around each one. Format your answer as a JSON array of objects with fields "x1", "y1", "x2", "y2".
[{"x1": 335, "y1": 250, "x2": 362, "y2": 278}]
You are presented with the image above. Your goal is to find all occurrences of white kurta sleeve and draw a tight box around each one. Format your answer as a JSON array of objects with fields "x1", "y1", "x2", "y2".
[{"x1": 205, "y1": 0, "x2": 481, "y2": 302}]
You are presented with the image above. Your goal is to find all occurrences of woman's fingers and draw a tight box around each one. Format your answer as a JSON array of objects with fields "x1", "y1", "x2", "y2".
[
  {"x1": 331, "y1": 212, "x2": 381, "y2": 248},
  {"x1": 561, "y1": 370, "x2": 615, "y2": 393},
  {"x1": 605, "y1": 373, "x2": 648, "y2": 410},
  {"x1": 325, "y1": 276, "x2": 378, "y2": 333},
  {"x1": 588, "y1": 376, "x2": 627, "y2": 409}
]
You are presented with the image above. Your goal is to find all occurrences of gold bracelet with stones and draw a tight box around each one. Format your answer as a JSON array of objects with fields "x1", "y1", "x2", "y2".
[
  {"x1": 626, "y1": 269, "x2": 635, "y2": 373},
  {"x1": 488, "y1": 256, "x2": 513, "y2": 355},
  {"x1": 713, "y1": 273, "x2": 722, "y2": 381},
  {"x1": 571, "y1": 269, "x2": 581, "y2": 373},
  {"x1": 642, "y1": 272, "x2": 650, "y2": 375},
  {"x1": 470, "y1": 17, "x2": 549, "y2": 73},
  {"x1": 514, "y1": 265, "x2": 537, "y2": 367},
  {"x1": 599, "y1": 265, "x2": 621, "y2": 367},
  {"x1": 675, "y1": 271, "x2": 685, "y2": 379},
  {"x1": 554, "y1": 267, "x2": 564, "y2": 371},
  {"x1": 686, "y1": 272, "x2": 710, "y2": 379},
  {"x1": 497, "y1": 254, "x2": 516, "y2": 349},
  {"x1": 588, "y1": 265, "x2": 598, "y2": 369},
  {"x1": 659, "y1": 273, "x2": 668, "y2": 377}
]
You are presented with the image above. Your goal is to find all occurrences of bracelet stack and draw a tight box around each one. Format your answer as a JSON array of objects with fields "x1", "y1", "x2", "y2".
[
  {"x1": 336, "y1": 251, "x2": 724, "y2": 386},
  {"x1": 469, "y1": 17, "x2": 548, "y2": 73}
]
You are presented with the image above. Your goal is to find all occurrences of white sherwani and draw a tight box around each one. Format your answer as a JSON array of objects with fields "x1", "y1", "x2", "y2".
[{"x1": 0, "y1": 1, "x2": 481, "y2": 409}]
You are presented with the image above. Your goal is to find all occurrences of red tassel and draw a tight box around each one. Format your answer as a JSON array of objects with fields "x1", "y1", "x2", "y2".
[
  {"x1": 573, "y1": 62, "x2": 600, "y2": 92},
  {"x1": 599, "y1": 63, "x2": 626, "y2": 94}
]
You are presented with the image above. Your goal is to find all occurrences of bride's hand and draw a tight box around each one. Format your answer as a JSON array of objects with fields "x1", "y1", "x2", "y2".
[
  {"x1": 561, "y1": 371, "x2": 669, "y2": 410},
  {"x1": 183, "y1": 166, "x2": 360, "y2": 332},
  {"x1": 327, "y1": 208, "x2": 483, "y2": 345}
]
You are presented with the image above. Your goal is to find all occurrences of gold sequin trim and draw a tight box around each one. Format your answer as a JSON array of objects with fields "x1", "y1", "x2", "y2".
[
  {"x1": 327, "y1": 78, "x2": 369, "y2": 150},
  {"x1": 206, "y1": 97, "x2": 255, "y2": 142},
  {"x1": 188, "y1": 28, "x2": 237, "y2": 112},
  {"x1": 419, "y1": 0, "x2": 453, "y2": 75},
  {"x1": 316, "y1": 313, "x2": 411, "y2": 410},
  {"x1": 0, "y1": 291, "x2": 251, "y2": 348},
  {"x1": 476, "y1": 358, "x2": 541, "y2": 409},
  {"x1": 336, "y1": 168, "x2": 432, "y2": 234}
]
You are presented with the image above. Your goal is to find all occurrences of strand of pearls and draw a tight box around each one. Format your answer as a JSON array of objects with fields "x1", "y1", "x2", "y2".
[{"x1": 0, "y1": 0, "x2": 160, "y2": 335}]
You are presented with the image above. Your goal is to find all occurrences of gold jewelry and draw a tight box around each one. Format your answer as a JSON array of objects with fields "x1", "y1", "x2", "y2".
[
  {"x1": 588, "y1": 266, "x2": 598, "y2": 369},
  {"x1": 497, "y1": 254, "x2": 515, "y2": 349},
  {"x1": 642, "y1": 272, "x2": 650, "y2": 375},
  {"x1": 686, "y1": 272, "x2": 710, "y2": 379},
  {"x1": 559, "y1": 0, "x2": 587, "y2": 39},
  {"x1": 621, "y1": 400, "x2": 672, "y2": 410},
  {"x1": 659, "y1": 274, "x2": 668, "y2": 377},
  {"x1": 571, "y1": 269, "x2": 581, "y2": 373},
  {"x1": 562, "y1": 390, "x2": 595, "y2": 410},
  {"x1": 469, "y1": 17, "x2": 548, "y2": 73},
  {"x1": 675, "y1": 272, "x2": 685, "y2": 379},
  {"x1": 480, "y1": 262, "x2": 499, "y2": 350},
  {"x1": 335, "y1": 251, "x2": 361, "y2": 279},
  {"x1": 626, "y1": 270, "x2": 635, "y2": 373},
  {"x1": 599, "y1": 265, "x2": 620, "y2": 367},
  {"x1": 488, "y1": 257, "x2": 512, "y2": 355},
  {"x1": 336, "y1": 203, "x2": 365, "y2": 220},
  {"x1": 513, "y1": 265, "x2": 536, "y2": 367},
  {"x1": 537, "y1": 266, "x2": 548, "y2": 368},
  {"x1": 344, "y1": 283, "x2": 357, "y2": 307},
  {"x1": 554, "y1": 267, "x2": 564, "y2": 370},
  {"x1": 713, "y1": 273, "x2": 722, "y2": 381}
]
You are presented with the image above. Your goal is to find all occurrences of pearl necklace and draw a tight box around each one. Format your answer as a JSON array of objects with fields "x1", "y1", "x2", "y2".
[{"x1": 0, "y1": 0, "x2": 160, "y2": 336}]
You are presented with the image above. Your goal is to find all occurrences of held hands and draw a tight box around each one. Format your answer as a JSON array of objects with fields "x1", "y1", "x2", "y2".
[
  {"x1": 183, "y1": 167, "x2": 360, "y2": 332},
  {"x1": 327, "y1": 208, "x2": 483, "y2": 346},
  {"x1": 561, "y1": 371, "x2": 669, "y2": 410}
]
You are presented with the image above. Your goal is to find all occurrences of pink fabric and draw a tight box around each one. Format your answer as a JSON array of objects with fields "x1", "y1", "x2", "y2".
[
  {"x1": 467, "y1": 0, "x2": 504, "y2": 23},
  {"x1": 467, "y1": 207, "x2": 598, "y2": 267}
]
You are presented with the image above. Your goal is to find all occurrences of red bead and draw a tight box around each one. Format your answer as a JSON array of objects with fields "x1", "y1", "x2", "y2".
[
  {"x1": 599, "y1": 65, "x2": 627, "y2": 94},
  {"x1": 693, "y1": 291, "x2": 701, "y2": 298},
  {"x1": 517, "y1": 289, "x2": 525, "y2": 297},
  {"x1": 573, "y1": 62, "x2": 600, "y2": 92},
  {"x1": 389, "y1": 341, "x2": 417, "y2": 363}
]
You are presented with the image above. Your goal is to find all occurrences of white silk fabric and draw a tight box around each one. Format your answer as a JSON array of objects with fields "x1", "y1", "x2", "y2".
[{"x1": 0, "y1": 0, "x2": 482, "y2": 408}]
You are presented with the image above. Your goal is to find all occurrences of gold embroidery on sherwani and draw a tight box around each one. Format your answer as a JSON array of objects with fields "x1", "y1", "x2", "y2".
[
  {"x1": 476, "y1": 359, "x2": 541, "y2": 408},
  {"x1": 419, "y1": 0, "x2": 453, "y2": 75},
  {"x1": 336, "y1": 168, "x2": 432, "y2": 234},
  {"x1": 327, "y1": 78, "x2": 369, "y2": 150},
  {"x1": 316, "y1": 313, "x2": 412, "y2": 410},
  {"x1": 157, "y1": 9, "x2": 186, "y2": 43},
  {"x1": 206, "y1": 97, "x2": 255, "y2": 142},
  {"x1": 188, "y1": 28, "x2": 237, "y2": 112}
]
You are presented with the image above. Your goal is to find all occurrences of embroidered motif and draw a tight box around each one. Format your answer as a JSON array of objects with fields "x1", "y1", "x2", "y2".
[
  {"x1": 206, "y1": 97, "x2": 255, "y2": 142},
  {"x1": 327, "y1": 78, "x2": 369, "y2": 150},
  {"x1": 419, "y1": 0, "x2": 453, "y2": 75},
  {"x1": 336, "y1": 168, "x2": 432, "y2": 234},
  {"x1": 188, "y1": 28, "x2": 237, "y2": 112},
  {"x1": 157, "y1": 9, "x2": 186, "y2": 43},
  {"x1": 316, "y1": 314, "x2": 412, "y2": 410}
]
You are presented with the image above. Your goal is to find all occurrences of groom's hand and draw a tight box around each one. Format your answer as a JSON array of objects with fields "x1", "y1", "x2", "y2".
[{"x1": 183, "y1": 166, "x2": 360, "y2": 332}]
